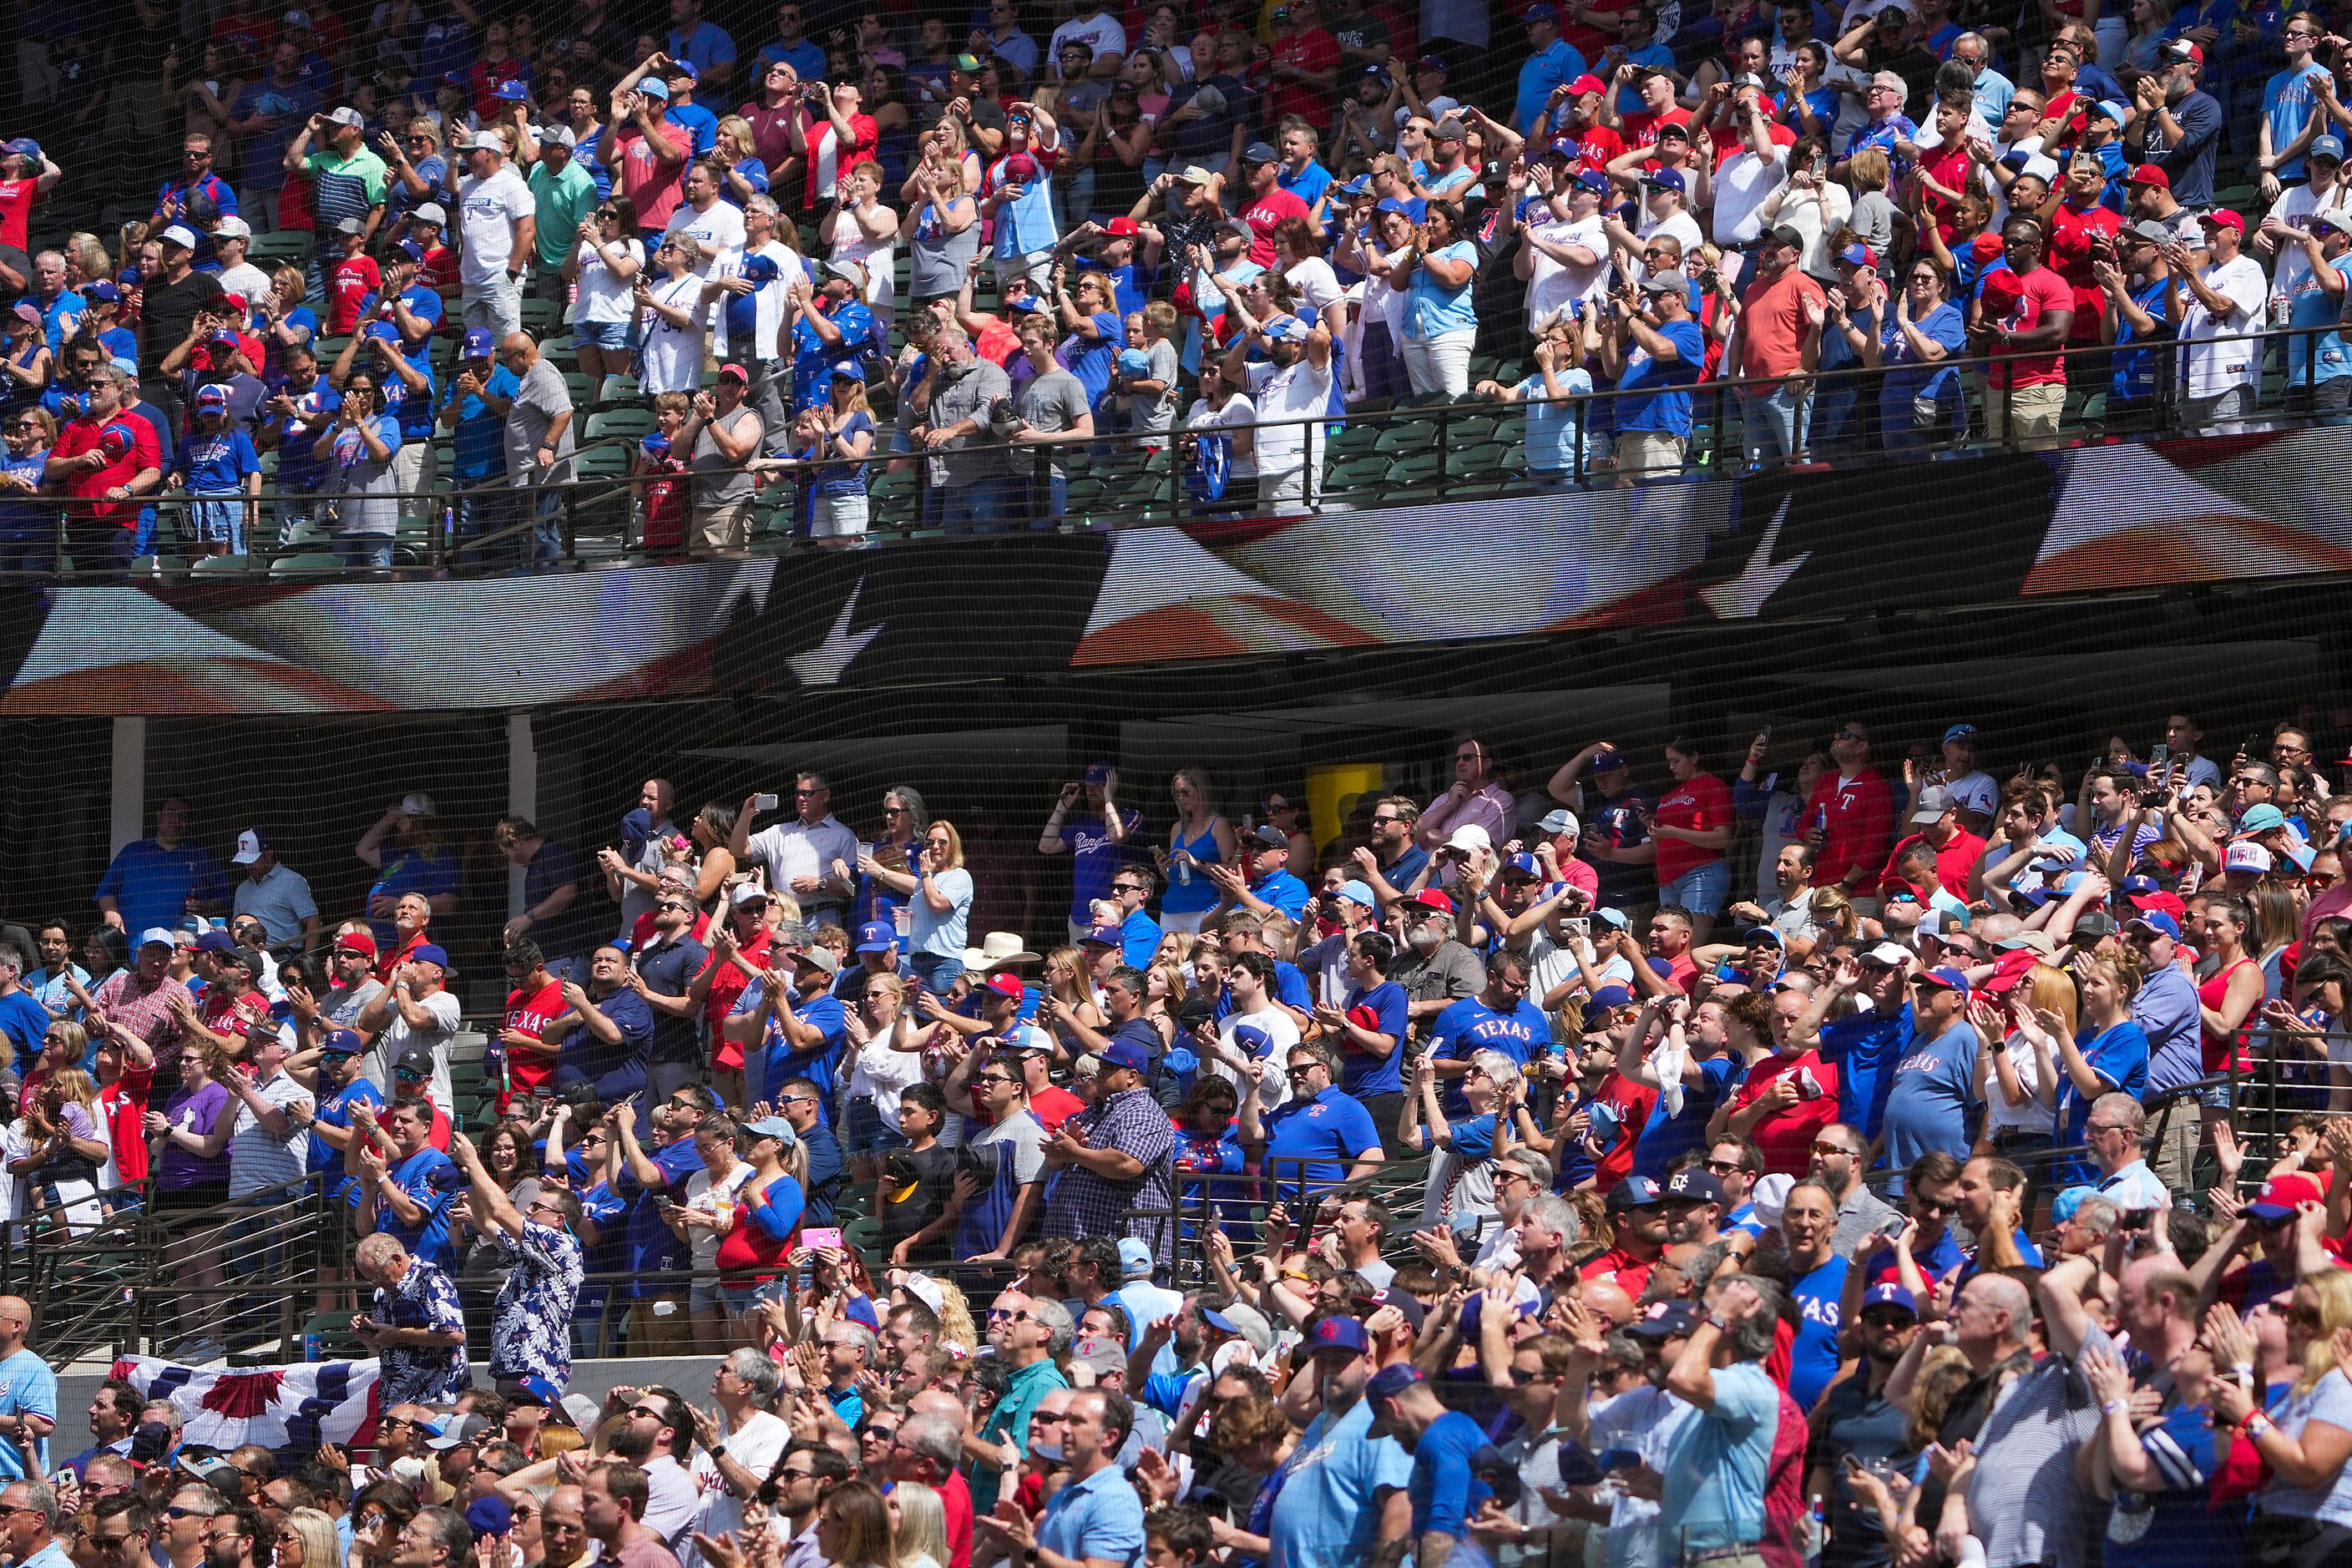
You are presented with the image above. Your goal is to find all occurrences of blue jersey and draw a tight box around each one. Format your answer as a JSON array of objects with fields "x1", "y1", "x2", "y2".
[
  {"x1": 1631, "y1": 1054, "x2": 1738, "y2": 1182},
  {"x1": 175, "y1": 426, "x2": 260, "y2": 493},
  {"x1": 1429, "y1": 995, "x2": 1552, "y2": 1109},
  {"x1": 380, "y1": 1147, "x2": 460, "y2": 1267},
  {"x1": 1336, "y1": 981, "x2": 1410, "y2": 1098},
  {"x1": 1260, "y1": 1087, "x2": 1381, "y2": 1191},
  {"x1": 1879, "y1": 1021, "x2": 1980, "y2": 1189},
  {"x1": 615, "y1": 1136, "x2": 703, "y2": 1297},
  {"x1": 443, "y1": 363, "x2": 521, "y2": 483},
  {"x1": 1788, "y1": 1253, "x2": 1850, "y2": 1409},
  {"x1": 1818, "y1": 1004, "x2": 1913, "y2": 1140},
  {"x1": 1406, "y1": 1411, "x2": 1496, "y2": 1540}
]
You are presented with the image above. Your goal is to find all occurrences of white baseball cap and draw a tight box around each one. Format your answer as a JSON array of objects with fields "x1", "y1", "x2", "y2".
[{"x1": 1443, "y1": 823, "x2": 1492, "y2": 854}]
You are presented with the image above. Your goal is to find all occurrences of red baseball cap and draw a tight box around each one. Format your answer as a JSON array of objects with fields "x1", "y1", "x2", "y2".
[
  {"x1": 1406, "y1": 889, "x2": 1454, "y2": 914},
  {"x1": 2128, "y1": 161, "x2": 2170, "y2": 187},
  {"x1": 1568, "y1": 73, "x2": 1607, "y2": 96},
  {"x1": 2199, "y1": 208, "x2": 2245, "y2": 234},
  {"x1": 1102, "y1": 216, "x2": 1140, "y2": 237},
  {"x1": 334, "y1": 930, "x2": 379, "y2": 957},
  {"x1": 983, "y1": 973, "x2": 1024, "y2": 1000},
  {"x1": 2248, "y1": 1171, "x2": 2326, "y2": 1221}
]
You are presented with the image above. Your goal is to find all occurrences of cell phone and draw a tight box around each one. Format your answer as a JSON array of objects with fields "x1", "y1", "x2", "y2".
[
  {"x1": 2116, "y1": 1206, "x2": 2155, "y2": 1230},
  {"x1": 752, "y1": 792, "x2": 780, "y2": 812},
  {"x1": 802, "y1": 1226, "x2": 845, "y2": 1252},
  {"x1": 2150, "y1": 742, "x2": 2171, "y2": 769}
]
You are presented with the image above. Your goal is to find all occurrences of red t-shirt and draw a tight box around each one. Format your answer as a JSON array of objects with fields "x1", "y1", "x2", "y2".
[
  {"x1": 1241, "y1": 185, "x2": 1312, "y2": 267},
  {"x1": 1562, "y1": 0, "x2": 1631, "y2": 61},
  {"x1": 201, "y1": 986, "x2": 272, "y2": 1044},
  {"x1": 701, "y1": 934, "x2": 776, "y2": 1066},
  {"x1": 328, "y1": 254, "x2": 378, "y2": 335},
  {"x1": 1588, "y1": 1069, "x2": 1658, "y2": 1188},
  {"x1": 1877, "y1": 827, "x2": 1987, "y2": 900},
  {"x1": 617, "y1": 125, "x2": 690, "y2": 235},
  {"x1": 1268, "y1": 26, "x2": 1341, "y2": 125},
  {"x1": 1621, "y1": 107, "x2": 1694, "y2": 153},
  {"x1": 1985, "y1": 263, "x2": 2075, "y2": 387},
  {"x1": 1801, "y1": 767, "x2": 1897, "y2": 889},
  {"x1": 2045, "y1": 198, "x2": 2122, "y2": 342},
  {"x1": 101, "y1": 1065, "x2": 154, "y2": 1184},
  {"x1": 374, "y1": 930, "x2": 431, "y2": 984},
  {"x1": 499, "y1": 978, "x2": 568, "y2": 1110},
  {"x1": 417, "y1": 245, "x2": 460, "y2": 296},
  {"x1": 1565, "y1": 122, "x2": 1626, "y2": 175},
  {"x1": 1738, "y1": 266, "x2": 1826, "y2": 381},
  {"x1": 939, "y1": 1466, "x2": 975, "y2": 1568},
  {"x1": 1915, "y1": 140, "x2": 1974, "y2": 245},
  {"x1": 1029, "y1": 1085, "x2": 1084, "y2": 1131},
  {"x1": 1729, "y1": 1050, "x2": 1839, "y2": 1176},
  {"x1": 54, "y1": 414, "x2": 161, "y2": 528},
  {"x1": 0, "y1": 179, "x2": 38, "y2": 253},
  {"x1": 715, "y1": 1169, "x2": 801, "y2": 1280},
  {"x1": 1579, "y1": 1243, "x2": 1659, "y2": 1298},
  {"x1": 1655, "y1": 772, "x2": 1733, "y2": 885}
]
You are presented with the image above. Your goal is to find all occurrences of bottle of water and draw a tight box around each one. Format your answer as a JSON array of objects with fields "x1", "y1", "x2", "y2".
[{"x1": 1176, "y1": 853, "x2": 1191, "y2": 887}]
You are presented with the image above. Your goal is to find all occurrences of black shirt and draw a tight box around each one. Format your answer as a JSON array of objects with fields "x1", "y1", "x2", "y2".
[{"x1": 139, "y1": 268, "x2": 227, "y2": 378}]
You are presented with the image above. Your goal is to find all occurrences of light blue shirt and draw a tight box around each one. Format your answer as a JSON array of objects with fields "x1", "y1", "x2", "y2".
[
  {"x1": 907, "y1": 867, "x2": 974, "y2": 959},
  {"x1": 992, "y1": 161, "x2": 1060, "y2": 258},
  {"x1": 232, "y1": 861, "x2": 320, "y2": 947},
  {"x1": 1405, "y1": 241, "x2": 1480, "y2": 339},
  {"x1": 1038, "y1": 1461, "x2": 1147, "y2": 1568},
  {"x1": 1658, "y1": 1361, "x2": 1778, "y2": 1553},
  {"x1": 30, "y1": 964, "x2": 87, "y2": 1023},
  {"x1": 1268, "y1": 1396, "x2": 1416, "y2": 1568},
  {"x1": 1970, "y1": 67, "x2": 2015, "y2": 125},
  {"x1": 0, "y1": 1347, "x2": 58, "y2": 1481}
]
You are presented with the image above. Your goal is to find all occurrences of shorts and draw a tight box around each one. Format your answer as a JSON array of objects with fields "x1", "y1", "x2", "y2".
[
  {"x1": 842, "y1": 1095, "x2": 907, "y2": 1158},
  {"x1": 690, "y1": 1276, "x2": 728, "y2": 1314},
  {"x1": 574, "y1": 317, "x2": 640, "y2": 351},
  {"x1": 1660, "y1": 860, "x2": 1730, "y2": 916}
]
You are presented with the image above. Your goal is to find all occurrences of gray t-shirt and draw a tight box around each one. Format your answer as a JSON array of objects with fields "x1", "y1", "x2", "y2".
[
  {"x1": 908, "y1": 200, "x2": 983, "y2": 301},
  {"x1": 1128, "y1": 337, "x2": 1180, "y2": 433},
  {"x1": 692, "y1": 404, "x2": 762, "y2": 508},
  {"x1": 503, "y1": 356, "x2": 576, "y2": 485},
  {"x1": 1965, "y1": 1328, "x2": 2102, "y2": 1568},
  {"x1": 1015, "y1": 366, "x2": 1090, "y2": 479},
  {"x1": 926, "y1": 355, "x2": 1014, "y2": 487},
  {"x1": 1846, "y1": 190, "x2": 1897, "y2": 256}
]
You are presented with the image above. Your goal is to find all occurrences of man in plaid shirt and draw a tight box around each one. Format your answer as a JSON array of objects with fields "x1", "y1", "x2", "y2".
[{"x1": 1042, "y1": 1039, "x2": 1176, "y2": 1270}]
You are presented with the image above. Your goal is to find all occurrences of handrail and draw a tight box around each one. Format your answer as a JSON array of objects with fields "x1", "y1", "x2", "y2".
[{"x1": 7, "y1": 316, "x2": 2342, "y2": 584}]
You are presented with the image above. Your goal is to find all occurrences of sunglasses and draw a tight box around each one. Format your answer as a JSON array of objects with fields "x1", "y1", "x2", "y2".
[
  {"x1": 1912, "y1": 1196, "x2": 1956, "y2": 1216},
  {"x1": 1812, "y1": 1141, "x2": 1859, "y2": 1156}
]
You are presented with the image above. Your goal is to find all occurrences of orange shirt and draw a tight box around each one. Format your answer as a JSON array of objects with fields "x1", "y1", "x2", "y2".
[{"x1": 1737, "y1": 265, "x2": 1826, "y2": 381}]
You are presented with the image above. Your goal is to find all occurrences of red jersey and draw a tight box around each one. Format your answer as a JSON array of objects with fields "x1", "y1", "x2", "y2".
[
  {"x1": 715, "y1": 1170, "x2": 801, "y2": 1281},
  {"x1": 1621, "y1": 107, "x2": 1694, "y2": 152},
  {"x1": 1268, "y1": 26, "x2": 1341, "y2": 125},
  {"x1": 701, "y1": 933, "x2": 776, "y2": 1066},
  {"x1": 1655, "y1": 772, "x2": 1733, "y2": 884},
  {"x1": 616, "y1": 124, "x2": 690, "y2": 234},
  {"x1": 1985, "y1": 263, "x2": 2076, "y2": 387},
  {"x1": 1728, "y1": 1050, "x2": 1839, "y2": 1176},
  {"x1": 1914, "y1": 139, "x2": 1974, "y2": 244},
  {"x1": 417, "y1": 245, "x2": 459, "y2": 296},
  {"x1": 2045, "y1": 198, "x2": 2122, "y2": 342},
  {"x1": 201, "y1": 985, "x2": 272, "y2": 1044},
  {"x1": 635, "y1": 450, "x2": 690, "y2": 551},
  {"x1": 54, "y1": 413, "x2": 161, "y2": 528},
  {"x1": 100, "y1": 1065, "x2": 154, "y2": 1183},
  {"x1": 329, "y1": 253, "x2": 380, "y2": 336},
  {"x1": 1561, "y1": 122, "x2": 1626, "y2": 175},
  {"x1": 1801, "y1": 767, "x2": 1897, "y2": 889},
  {"x1": 0, "y1": 179, "x2": 38, "y2": 253},
  {"x1": 499, "y1": 978, "x2": 568, "y2": 1110},
  {"x1": 375, "y1": 929, "x2": 432, "y2": 984},
  {"x1": 1579, "y1": 1243, "x2": 1661, "y2": 1297},
  {"x1": 1587, "y1": 1069, "x2": 1658, "y2": 1189},
  {"x1": 1877, "y1": 827, "x2": 1987, "y2": 900},
  {"x1": 1241, "y1": 185, "x2": 1311, "y2": 267},
  {"x1": 1562, "y1": 0, "x2": 1631, "y2": 60}
]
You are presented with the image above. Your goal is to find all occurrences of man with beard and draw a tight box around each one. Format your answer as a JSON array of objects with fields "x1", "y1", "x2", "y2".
[
  {"x1": 1388, "y1": 890, "x2": 1485, "y2": 1044},
  {"x1": 1581, "y1": 1180, "x2": 1668, "y2": 1297},
  {"x1": 1658, "y1": 1166, "x2": 1724, "y2": 1252},
  {"x1": 1271, "y1": 1317, "x2": 1414, "y2": 1568},
  {"x1": 582, "y1": 1465, "x2": 674, "y2": 1568},
  {"x1": 600, "y1": 1386, "x2": 697, "y2": 1541},
  {"x1": 1352, "y1": 797, "x2": 1430, "y2": 905},
  {"x1": 1806, "y1": 1283, "x2": 1920, "y2": 1563}
]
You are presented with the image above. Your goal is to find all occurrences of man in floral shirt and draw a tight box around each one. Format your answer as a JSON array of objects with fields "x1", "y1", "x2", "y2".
[
  {"x1": 352, "y1": 1232, "x2": 468, "y2": 1406},
  {"x1": 448, "y1": 1130, "x2": 584, "y2": 1390}
]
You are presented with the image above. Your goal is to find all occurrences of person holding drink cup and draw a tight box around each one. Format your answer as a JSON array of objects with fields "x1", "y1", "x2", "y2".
[{"x1": 665, "y1": 1113, "x2": 761, "y2": 1355}]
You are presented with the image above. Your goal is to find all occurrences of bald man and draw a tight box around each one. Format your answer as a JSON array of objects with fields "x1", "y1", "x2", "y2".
[
  {"x1": 495, "y1": 331, "x2": 576, "y2": 564},
  {"x1": 0, "y1": 1297, "x2": 57, "y2": 1481}
]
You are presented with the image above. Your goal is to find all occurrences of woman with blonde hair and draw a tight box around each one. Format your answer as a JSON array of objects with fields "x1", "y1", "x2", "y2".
[
  {"x1": 713, "y1": 115, "x2": 772, "y2": 208},
  {"x1": 841, "y1": 972, "x2": 925, "y2": 1183},
  {"x1": 888, "y1": 1481, "x2": 949, "y2": 1568},
  {"x1": 1041, "y1": 945, "x2": 1106, "y2": 1054},
  {"x1": 1160, "y1": 767, "x2": 1238, "y2": 935},
  {"x1": 11, "y1": 1061, "x2": 110, "y2": 1232},
  {"x1": 862, "y1": 820, "x2": 972, "y2": 993},
  {"x1": 2216, "y1": 1267, "x2": 2352, "y2": 1555},
  {"x1": 274, "y1": 1508, "x2": 346, "y2": 1568},
  {"x1": 1973, "y1": 964, "x2": 2072, "y2": 1173}
]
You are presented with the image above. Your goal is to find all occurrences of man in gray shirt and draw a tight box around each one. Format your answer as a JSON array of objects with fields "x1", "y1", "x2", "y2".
[
  {"x1": 498, "y1": 332, "x2": 576, "y2": 564},
  {"x1": 1006, "y1": 314, "x2": 1092, "y2": 522},
  {"x1": 917, "y1": 331, "x2": 1016, "y2": 531},
  {"x1": 679, "y1": 364, "x2": 766, "y2": 556}
]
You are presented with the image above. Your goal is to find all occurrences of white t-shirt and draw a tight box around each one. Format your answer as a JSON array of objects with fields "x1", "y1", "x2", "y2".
[
  {"x1": 1525, "y1": 211, "x2": 1609, "y2": 323},
  {"x1": 847, "y1": 1028, "x2": 928, "y2": 1125},
  {"x1": 640, "y1": 271, "x2": 710, "y2": 395},
  {"x1": 1710, "y1": 146, "x2": 1791, "y2": 249},
  {"x1": 1632, "y1": 209, "x2": 1704, "y2": 281},
  {"x1": 1215, "y1": 1004, "x2": 1300, "y2": 1108},
  {"x1": 2183, "y1": 252, "x2": 2268, "y2": 401},
  {"x1": 2268, "y1": 180, "x2": 2352, "y2": 301},
  {"x1": 690, "y1": 1409, "x2": 794, "y2": 1562},
  {"x1": 1284, "y1": 255, "x2": 1344, "y2": 315},
  {"x1": 680, "y1": 1161, "x2": 760, "y2": 1269},
  {"x1": 1049, "y1": 11, "x2": 1130, "y2": 63},
  {"x1": 366, "y1": 988, "x2": 463, "y2": 1115},
  {"x1": 577, "y1": 235, "x2": 646, "y2": 324},
  {"x1": 1981, "y1": 1030, "x2": 2046, "y2": 1135},
  {"x1": 1184, "y1": 393, "x2": 1258, "y2": 478},
  {"x1": 665, "y1": 198, "x2": 749, "y2": 279},
  {"x1": 218, "y1": 261, "x2": 275, "y2": 313},
  {"x1": 457, "y1": 165, "x2": 538, "y2": 286},
  {"x1": 1244, "y1": 355, "x2": 1332, "y2": 475}
]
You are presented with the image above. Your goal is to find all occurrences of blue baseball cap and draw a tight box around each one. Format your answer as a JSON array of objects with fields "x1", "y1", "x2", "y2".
[
  {"x1": 2236, "y1": 803, "x2": 2288, "y2": 836},
  {"x1": 1548, "y1": 134, "x2": 1581, "y2": 158},
  {"x1": 1861, "y1": 1283, "x2": 1918, "y2": 1316},
  {"x1": 1943, "y1": 723, "x2": 1979, "y2": 743},
  {"x1": 366, "y1": 320, "x2": 401, "y2": 342},
  {"x1": 461, "y1": 326, "x2": 497, "y2": 359},
  {"x1": 1916, "y1": 965, "x2": 1971, "y2": 994},
  {"x1": 2051, "y1": 1186, "x2": 2102, "y2": 1222},
  {"x1": 1607, "y1": 1175, "x2": 1667, "y2": 1211},
  {"x1": 493, "y1": 79, "x2": 529, "y2": 101},
  {"x1": 1374, "y1": 196, "x2": 1414, "y2": 215},
  {"x1": 2125, "y1": 910, "x2": 2183, "y2": 941},
  {"x1": 1502, "y1": 852, "x2": 1543, "y2": 879},
  {"x1": 1080, "y1": 923, "x2": 1122, "y2": 946},
  {"x1": 1640, "y1": 167, "x2": 1686, "y2": 195},
  {"x1": 1232, "y1": 1023, "x2": 1273, "y2": 1056},
  {"x1": 1337, "y1": 879, "x2": 1376, "y2": 907},
  {"x1": 638, "y1": 75, "x2": 671, "y2": 99},
  {"x1": 640, "y1": 432, "x2": 672, "y2": 459},
  {"x1": 670, "y1": 59, "x2": 699, "y2": 81},
  {"x1": 1576, "y1": 167, "x2": 1612, "y2": 193},
  {"x1": 85, "y1": 281, "x2": 120, "y2": 304},
  {"x1": 1583, "y1": 984, "x2": 1635, "y2": 1024},
  {"x1": 1306, "y1": 1316, "x2": 1371, "y2": 1353},
  {"x1": 741, "y1": 253, "x2": 782, "y2": 284},
  {"x1": 1100, "y1": 1039, "x2": 1152, "y2": 1073},
  {"x1": 394, "y1": 240, "x2": 424, "y2": 261},
  {"x1": 855, "y1": 921, "x2": 897, "y2": 953},
  {"x1": 320, "y1": 1028, "x2": 366, "y2": 1056},
  {"x1": 409, "y1": 943, "x2": 451, "y2": 969},
  {"x1": 1365, "y1": 1363, "x2": 1426, "y2": 1400},
  {"x1": 1626, "y1": 1300, "x2": 1698, "y2": 1338},
  {"x1": 1265, "y1": 314, "x2": 1312, "y2": 341}
]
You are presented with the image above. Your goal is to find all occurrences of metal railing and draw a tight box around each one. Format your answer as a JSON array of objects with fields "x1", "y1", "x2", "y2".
[{"x1": 11, "y1": 317, "x2": 2348, "y2": 583}]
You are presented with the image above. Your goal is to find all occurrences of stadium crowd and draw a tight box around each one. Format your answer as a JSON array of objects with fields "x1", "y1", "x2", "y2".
[
  {"x1": 1, "y1": 713, "x2": 2351, "y2": 1561},
  {"x1": 8, "y1": 0, "x2": 2352, "y2": 564}
]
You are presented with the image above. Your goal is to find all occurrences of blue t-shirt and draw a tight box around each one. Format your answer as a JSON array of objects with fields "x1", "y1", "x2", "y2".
[
  {"x1": 1660, "y1": 1363, "x2": 1780, "y2": 1552},
  {"x1": 229, "y1": 81, "x2": 321, "y2": 190},
  {"x1": 755, "y1": 37, "x2": 829, "y2": 78},
  {"x1": 1631, "y1": 1053, "x2": 1738, "y2": 1182},
  {"x1": 443, "y1": 363, "x2": 522, "y2": 483},
  {"x1": 1063, "y1": 311, "x2": 1126, "y2": 408},
  {"x1": 1334, "y1": 980, "x2": 1410, "y2": 1098},
  {"x1": 1616, "y1": 319, "x2": 1705, "y2": 435},
  {"x1": 1879, "y1": 1019, "x2": 1980, "y2": 1189},
  {"x1": 1788, "y1": 1254, "x2": 1850, "y2": 1410},
  {"x1": 753, "y1": 986, "x2": 849, "y2": 1115},
  {"x1": 365, "y1": 847, "x2": 460, "y2": 943},
  {"x1": 2103, "y1": 1399, "x2": 2238, "y2": 1568},
  {"x1": 0, "y1": 991, "x2": 47, "y2": 1068},
  {"x1": 0, "y1": 1347, "x2": 58, "y2": 1482},
  {"x1": 265, "y1": 379, "x2": 341, "y2": 493},
  {"x1": 2290, "y1": 256, "x2": 2352, "y2": 387},
  {"x1": 2267, "y1": 62, "x2": 2333, "y2": 181},
  {"x1": 1267, "y1": 1398, "x2": 1415, "y2": 1568},
  {"x1": 1429, "y1": 994, "x2": 1551, "y2": 1108},
  {"x1": 1818, "y1": 1004, "x2": 1914, "y2": 1141},
  {"x1": 1516, "y1": 39, "x2": 1587, "y2": 129},
  {"x1": 2061, "y1": 1020, "x2": 2152, "y2": 1178},
  {"x1": 1251, "y1": 868, "x2": 1312, "y2": 921},
  {"x1": 1406, "y1": 1409, "x2": 1495, "y2": 1540},
  {"x1": 309, "y1": 1076, "x2": 384, "y2": 1175},
  {"x1": 175, "y1": 426, "x2": 260, "y2": 493},
  {"x1": 1260, "y1": 1087, "x2": 1382, "y2": 1189},
  {"x1": 95, "y1": 837, "x2": 231, "y2": 935},
  {"x1": 1058, "y1": 807, "x2": 1146, "y2": 924},
  {"x1": 1119, "y1": 908, "x2": 1162, "y2": 970},
  {"x1": 1405, "y1": 241, "x2": 1480, "y2": 339}
]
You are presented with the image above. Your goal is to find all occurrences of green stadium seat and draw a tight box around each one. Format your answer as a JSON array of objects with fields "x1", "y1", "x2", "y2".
[
  {"x1": 1373, "y1": 425, "x2": 1421, "y2": 455},
  {"x1": 190, "y1": 554, "x2": 255, "y2": 575},
  {"x1": 1389, "y1": 452, "x2": 1444, "y2": 493},
  {"x1": 598, "y1": 373, "x2": 642, "y2": 404},
  {"x1": 572, "y1": 446, "x2": 633, "y2": 480},
  {"x1": 586, "y1": 407, "x2": 656, "y2": 442},
  {"x1": 248, "y1": 232, "x2": 313, "y2": 265},
  {"x1": 271, "y1": 551, "x2": 345, "y2": 576},
  {"x1": 562, "y1": 372, "x2": 595, "y2": 406}
]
